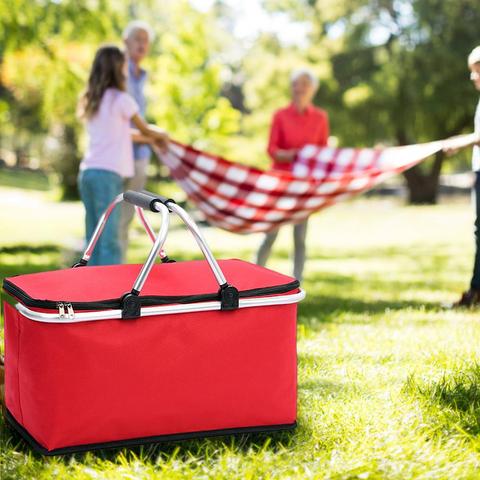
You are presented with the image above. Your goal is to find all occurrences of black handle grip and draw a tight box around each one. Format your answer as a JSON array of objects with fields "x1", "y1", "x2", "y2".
[
  {"x1": 124, "y1": 191, "x2": 159, "y2": 211},
  {"x1": 141, "y1": 190, "x2": 175, "y2": 206},
  {"x1": 123, "y1": 190, "x2": 176, "y2": 212}
]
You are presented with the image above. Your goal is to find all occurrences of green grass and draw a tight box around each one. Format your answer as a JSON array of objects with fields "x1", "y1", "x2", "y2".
[
  {"x1": 1, "y1": 188, "x2": 480, "y2": 479},
  {"x1": 0, "y1": 168, "x2": 51, "y2": 191}
]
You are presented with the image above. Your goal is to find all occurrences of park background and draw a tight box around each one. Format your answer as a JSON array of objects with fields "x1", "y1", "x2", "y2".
[{"x1": 1, "y1": 0, "x2": 480, "y2": 478}]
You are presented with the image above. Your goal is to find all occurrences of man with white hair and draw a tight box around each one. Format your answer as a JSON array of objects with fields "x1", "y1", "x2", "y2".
[
  {"x1": 256, "y1": 68, "x2": 329, "y2": 281},
  {"x1": 120, "y1": 20, "x2": 155, "y2": 260},
  {"x1": 454, "y1": 45, "x2": 480, "y2": 307}
]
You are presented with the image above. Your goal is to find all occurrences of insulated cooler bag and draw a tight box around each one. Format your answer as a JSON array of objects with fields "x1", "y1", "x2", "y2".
[{"x1": 2, "y1": 190, "x2": 305, "y2": 455}]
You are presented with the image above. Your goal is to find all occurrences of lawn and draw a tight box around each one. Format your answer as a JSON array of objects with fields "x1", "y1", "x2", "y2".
[
  {"x1": 0, "y1": 168, "x2": 51, "y2": 192},
  {"x1": 1, "y1": 187, "x2": 480, "y2": 479}
]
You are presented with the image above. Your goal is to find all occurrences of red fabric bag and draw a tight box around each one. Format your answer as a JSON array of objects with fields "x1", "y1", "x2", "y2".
[{"x1": 2, "y1": 191, "x2": 304, "y2": 455}]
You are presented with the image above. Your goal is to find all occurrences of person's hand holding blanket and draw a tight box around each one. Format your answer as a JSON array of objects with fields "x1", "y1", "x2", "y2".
[
  {"x1": 442, "y1": 132, "x2": 480, "y2": 156},
  {"x1": 130, "y1": 114, "x2": 169, "y2": 153}
]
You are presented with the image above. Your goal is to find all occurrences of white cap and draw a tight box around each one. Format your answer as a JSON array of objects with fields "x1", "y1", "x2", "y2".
[{"x1": 468, "y1": 46, "x2": 480, "y2": 66}]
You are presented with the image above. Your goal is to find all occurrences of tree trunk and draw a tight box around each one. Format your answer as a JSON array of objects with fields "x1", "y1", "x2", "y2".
[
  {"x1": 59, "y1": 125, "x2": 81, "y2": 200},
  {"x1": 402, "y1": 150, "x2": 444, "y2": 204}
]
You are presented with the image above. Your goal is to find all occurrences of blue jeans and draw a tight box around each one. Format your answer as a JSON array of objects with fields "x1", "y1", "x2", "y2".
[{"x1": 78, "y1": 169, "x2": 123, "y2": 266}]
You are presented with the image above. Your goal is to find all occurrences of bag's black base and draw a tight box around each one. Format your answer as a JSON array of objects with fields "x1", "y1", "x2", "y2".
[{"x1": 5, "y1": 408, "x2": 297, "y2": 456}]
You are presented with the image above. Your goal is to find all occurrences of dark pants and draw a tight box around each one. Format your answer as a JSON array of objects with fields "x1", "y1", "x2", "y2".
[{"x1": 471, "y1": 172, "x2": 480, "y2": 289}]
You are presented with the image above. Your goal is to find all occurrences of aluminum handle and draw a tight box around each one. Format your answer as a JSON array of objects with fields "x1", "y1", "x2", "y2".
[
  {"x1": 168, "y1": 203, "x2": 227, "y2": 286},
  {"x1": 75, "y1": 190, "x2": 236, "y2": 317},
  {"x1": 76, "y1": 197, "x2": 171, "y2": 319},
  {"x1": 131, "y1": 202, "x2": 170, "y2": 293},
  {"x1": 141, "y1": 199, "x2": 227, "y2": 287},
  {"x1": 135, "y1": 206, "x2": 168, "y2": 260},
  {"x1": 77, "y1": 194, "x2": 169, "y2": 265},
  {"x1": 124, "y1": 190, "x2": 174, "y2": 211},
  {"x1": 79, "y1": 194, "x2": 124, "y2": 264},
  {"x1": 15, "y1": 289, "x2": 306, "y2": 323},
  {"x1": 130, "y1": 192, "x2": 237, "y2": 310}
]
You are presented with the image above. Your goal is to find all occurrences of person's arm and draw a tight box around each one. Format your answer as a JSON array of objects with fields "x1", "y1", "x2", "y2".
[
  {"x1": 131, "y1": 129, "x2": 153, "y2": 144},
  {"x1": 131, "y1": 114, "x2": 169, "y2": 152},
  {"x1": 443, "y1": 132, "x2": 480, "y2": 156},
  {"x1": 267, "y1": 113, "x2": 297, "y2": 163},
  {"x1": 273, "y1": 149, "x2": 298, "y2": 162},
  {"x1": 116, "y1": 92, "x2": 169, "y2": 151}
]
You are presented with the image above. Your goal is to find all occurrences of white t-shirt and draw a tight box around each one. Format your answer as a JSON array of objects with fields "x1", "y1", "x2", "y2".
[
  {"x1": 80, "y1": 88, "x2": 139, "y2": 178},
  {"x1": 473, "y1": 98, "x2": 480, "y2": 172}
]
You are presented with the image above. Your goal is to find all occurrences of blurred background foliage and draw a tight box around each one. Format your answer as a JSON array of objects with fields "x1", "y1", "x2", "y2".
[{"x1": 0, "y1": 0, "x2": 479, "y2": 201}]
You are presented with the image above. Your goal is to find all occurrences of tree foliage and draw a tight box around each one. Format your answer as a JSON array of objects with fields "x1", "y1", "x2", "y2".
[
  {"x1": 0, "y1": 0, "x2": 121, "y2": 197},
  {"x1": 263, "y1": 0, "x2": 480, "y2": 202},
  {"x1": 147, "y1": 3, "x2": 240, "y2": 152},
  {"x1": 0, "y1": 0, "x2": 240, "y2": 197},
  {"x1": 0, "y1": 0, "x2": 478, "y2": 203}
]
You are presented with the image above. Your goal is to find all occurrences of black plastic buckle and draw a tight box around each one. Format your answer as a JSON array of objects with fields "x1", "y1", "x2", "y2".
[
  {"x1": 161, "y1": 256, "x2": 176, "y2": 263},
  {"x1": 219, "y1": 284, "x2": 239, "y2": 310},
  {"x1": 71, "y1": 258, "x2": 88, "y2": 268},
  {"x1": 121, "y1": 291, "x2": 141, "y2": 319}
]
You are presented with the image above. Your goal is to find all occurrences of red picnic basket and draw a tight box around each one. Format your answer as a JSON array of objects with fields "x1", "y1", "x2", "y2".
[{"x1": 2, "y1": 190, "x2": 305, "y2": 455}]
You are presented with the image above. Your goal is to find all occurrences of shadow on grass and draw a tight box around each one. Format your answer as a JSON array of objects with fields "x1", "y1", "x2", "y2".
[
  {"x1": 2, "y1": 415, "x2": 314, "y2": 464},
  {"x1": 0, "y1": 253, "x2": 61, "y2": 280},
  {"x1": 404, "y1": 364, "x2": 480, "y2": 436},
  {"x1": 299, "y1": 294, "x2": 438, "y2": 321},
  {"x1": 0, "y1": 245, "x2": 60, "y2": 255},
  {"x1": 306, "y1": 270, "x2": 453, "y2": 291},
  {"x1": 299, "y1": 270, "x2": 440, "y2": 327},
  {"x1": 273, "y1": 242, "x2": 457, "y2": 263},
  {"x1": 0, "y1": 168, "x2": 50, "y2": 191},
  {"x1": 298, "y1": 375, "x2": 362, "y2": 398}
]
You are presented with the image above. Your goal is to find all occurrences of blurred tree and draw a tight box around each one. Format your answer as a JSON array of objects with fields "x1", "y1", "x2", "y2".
[
  {"x1": 147, "y1": 2, "x2": 240, "y2": 155},
  {"x1": 239, "y1": 33, "x2": 317, "y2": 168},
  {"x1": 0, "y1": 0, "x2": 241, "y2": 197},
  {"x1": 2, "y1": 0, "x2": 477, "y2": 205},
  {"x1": 0, "y1": 0, "x2": 122, "y2": 198},
  {"x1": 263, "y1": 0, "x2": 480, "y2": 203}
]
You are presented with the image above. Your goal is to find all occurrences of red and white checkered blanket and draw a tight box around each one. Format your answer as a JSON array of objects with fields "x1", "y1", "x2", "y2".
[{"x1": 156, "y1": 139, "x2": 447, "y2": 233}]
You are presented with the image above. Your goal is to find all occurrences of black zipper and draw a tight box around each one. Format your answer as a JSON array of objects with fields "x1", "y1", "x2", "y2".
[{"x1": 2, "y1": 279, "x2": 299, "y2": 312}]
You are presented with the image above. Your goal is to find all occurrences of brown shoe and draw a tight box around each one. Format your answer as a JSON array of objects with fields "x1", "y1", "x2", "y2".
[{"x1": 453, "y1": 289, "x2": 480, "y2": 308}]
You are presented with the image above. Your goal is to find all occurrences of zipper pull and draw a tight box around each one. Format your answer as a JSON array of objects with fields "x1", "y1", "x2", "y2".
[
  {"x1": 57, "y1": 302, "x2": 65, "y2": 318},
  {"x1": 66, "y1": 303, "x2": 75, "y2": 319}
]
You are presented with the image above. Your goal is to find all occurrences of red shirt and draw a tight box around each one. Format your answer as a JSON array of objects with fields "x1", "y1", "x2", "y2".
[{"x1": 267, "y1": 103, "x2": 329, "y2": 171}]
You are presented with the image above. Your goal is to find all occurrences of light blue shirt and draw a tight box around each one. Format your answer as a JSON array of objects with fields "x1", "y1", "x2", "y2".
[{"x1": 128, "y1": 60, "x2": 151, "y2": 161}]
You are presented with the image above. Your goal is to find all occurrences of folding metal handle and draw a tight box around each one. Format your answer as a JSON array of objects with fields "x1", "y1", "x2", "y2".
[
  {"x1": 122, "y1": 201, "x2": 170, "y2": 319},
  {"x1": 125, "y1": 189, "x2": 229, "y2": 288},
  {"x1": 132, "y1": 191, "x2": 239, "y2": 311},
  {"x1": 75, "y1": 191, "x2": 239, "y2": 319},
  {"x1": 75, "y1": 194, "x2": 169, "y2": 266},
  {"x1": 124, "y1": 190, "x2": 175, "y2": 212},
  {"x1": 73, "y1": 194, "x2": 125, "y2": 267}
]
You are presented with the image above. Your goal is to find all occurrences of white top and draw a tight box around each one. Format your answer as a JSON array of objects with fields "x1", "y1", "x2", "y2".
[
  {"x1": 80, "y1": 88, "x2": 139, "y2": 178},
  {"x1": 473, "y1": 98, "x2": 480, "y2": 172}
]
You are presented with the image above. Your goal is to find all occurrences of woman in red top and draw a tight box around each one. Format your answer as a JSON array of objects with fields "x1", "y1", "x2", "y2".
[{"x1": 256, "y1": 69, "x2": 329, "y2": 281}]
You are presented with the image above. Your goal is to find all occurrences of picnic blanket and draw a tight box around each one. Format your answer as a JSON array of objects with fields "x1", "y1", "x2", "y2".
[{"x1": 155, "y1": 133, "x2": 477, "y2": 233}]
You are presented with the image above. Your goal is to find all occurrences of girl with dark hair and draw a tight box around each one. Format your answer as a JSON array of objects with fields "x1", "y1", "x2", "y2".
[{"x1": 77, "y1": 45, "x2": 168, "y2": 265}]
